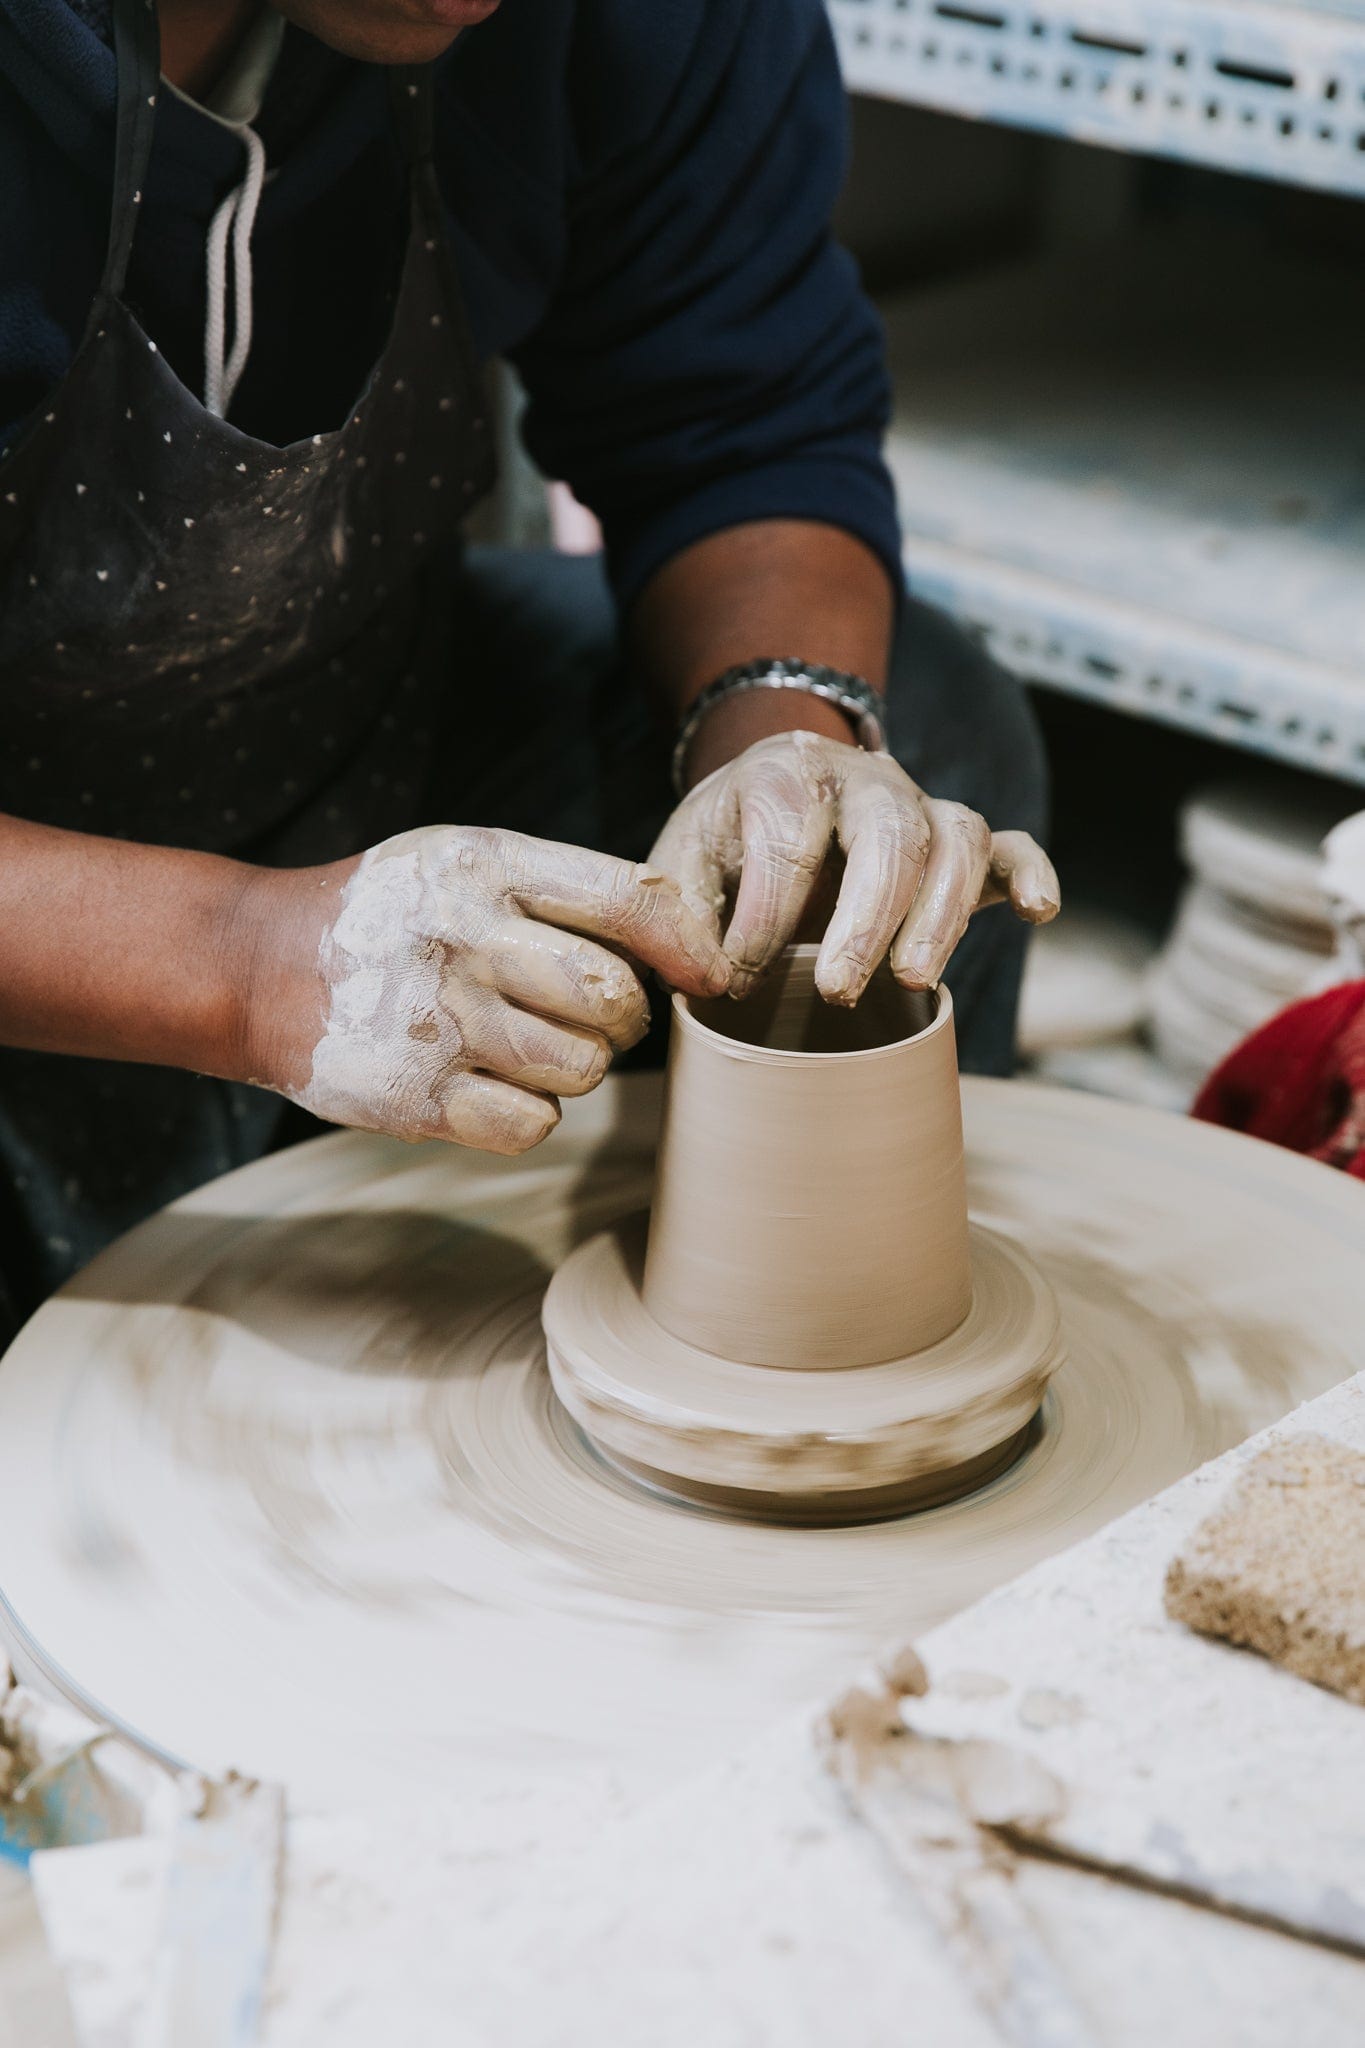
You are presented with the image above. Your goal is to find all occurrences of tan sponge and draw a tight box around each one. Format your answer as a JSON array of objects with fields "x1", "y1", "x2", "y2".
[{"x1": 1164, "y1": 1433, "x2": 1365, "y2": 1707}]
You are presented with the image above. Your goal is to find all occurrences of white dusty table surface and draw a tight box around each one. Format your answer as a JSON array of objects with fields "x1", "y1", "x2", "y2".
[
  {"x1": 428, "y1": 1375, "x2": 1365, "y2": 2048},
  {"x1": 36, "y1": 1378, "x2": 1365, "y2": 2048}
]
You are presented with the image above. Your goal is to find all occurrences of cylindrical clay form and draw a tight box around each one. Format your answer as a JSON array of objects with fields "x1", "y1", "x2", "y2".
[
  {"x1": 642, "y1": 947, "x2": 972, "y2": 1370},
  {"x1": 542, "y1": 942, "x2": 1064, "y2": 1522}
]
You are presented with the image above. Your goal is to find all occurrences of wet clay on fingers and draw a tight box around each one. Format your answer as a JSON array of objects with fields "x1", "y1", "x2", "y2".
[
  {"x1": 283, "y1": 825, "x2": 728, "y2": 1153},
  {"x1": 542, "y1": 948, "x2": 1063, "y2": 1519}
]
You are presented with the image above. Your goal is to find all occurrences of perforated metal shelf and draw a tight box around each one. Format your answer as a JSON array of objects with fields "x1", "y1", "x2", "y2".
[
  {"x1": 882, "y1": 233, "x2": 1365, "y2": 782},
  {"x1": 831, "y1": 0, "x2": 1365, "y2": 199}
]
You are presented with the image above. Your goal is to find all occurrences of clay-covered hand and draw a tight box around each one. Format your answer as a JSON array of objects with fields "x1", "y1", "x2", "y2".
[
  {"x1": 650, "y1": 731, "x2": 1059, "y2": 1004},
  {"x1": 245, "y1": 826, "x2": 731, "y2": 1153}
]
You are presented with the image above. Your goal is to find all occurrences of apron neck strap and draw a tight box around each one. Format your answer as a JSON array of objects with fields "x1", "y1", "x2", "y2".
[
  {"x1": 105, "y1": 0, "x2": 161, "y2": 302},
  {"x1": 102, "y1": 5, "x2": 438, "y2": 304}
]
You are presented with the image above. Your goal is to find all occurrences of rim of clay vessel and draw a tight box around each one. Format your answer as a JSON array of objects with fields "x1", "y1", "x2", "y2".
[{"x1": 674, "y1": 943, "x2": 950, "y2": 1065}]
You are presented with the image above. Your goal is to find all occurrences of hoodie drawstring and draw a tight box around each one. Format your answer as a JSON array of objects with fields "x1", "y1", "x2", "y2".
[{"x1": 204, "y1": 123, "x2": 266, "y2": 420}]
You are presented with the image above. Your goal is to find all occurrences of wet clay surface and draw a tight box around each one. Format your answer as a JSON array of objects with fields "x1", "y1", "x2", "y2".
[
  {"x1": 642, "y1": 952, "x2": 972, "y2": 1370},
  {"x1": 0, "y1": 1077, "x2": 1360, "y2": 1816}
]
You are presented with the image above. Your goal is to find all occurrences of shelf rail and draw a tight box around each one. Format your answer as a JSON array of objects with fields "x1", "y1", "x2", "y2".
[
  {"x1": 904, "y1": 535, "x2": 1365, "y2": 785},
  {"x1": 831, "y1": 0, "x2": 1365, "y2": 198}
]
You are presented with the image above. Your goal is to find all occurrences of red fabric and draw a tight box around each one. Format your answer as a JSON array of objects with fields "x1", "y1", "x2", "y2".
[{"x1": 1192, "y1": 979, "x2": 1365, "y2": 1179}]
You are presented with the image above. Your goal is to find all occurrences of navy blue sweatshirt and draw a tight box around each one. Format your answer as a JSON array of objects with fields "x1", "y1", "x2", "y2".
[{"x1": 0, "y1": 0, "x2": 900, "y2": 609}]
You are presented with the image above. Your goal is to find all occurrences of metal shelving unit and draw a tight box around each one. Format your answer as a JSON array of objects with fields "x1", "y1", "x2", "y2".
[
  {"x1": 831, "y1": 0, "x2": 1365, "y2": 781},
  {"x1": 830, "y1": 0, "x2": 1365, "y2": 198},
  {"x1": 882, "y1": 232, "x2": 1365, "y2": 783}
]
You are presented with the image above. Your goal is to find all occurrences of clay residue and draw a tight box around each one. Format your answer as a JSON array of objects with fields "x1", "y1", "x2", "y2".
[{"x1": 1018, "y1": 1688, "x2": 1087, "y2": 1732}]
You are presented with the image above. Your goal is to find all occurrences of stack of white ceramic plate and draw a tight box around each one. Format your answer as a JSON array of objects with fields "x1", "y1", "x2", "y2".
[
  {"x1": 1016, "y1": 906, "x2": 1188, "y2": 1110},
  {"x1": 1146, "y1": 780, "x2": 1349, "y2": 1091},
  {"x1": 1018, "y1": 905, "x2": 1154, "y2": 1058}
]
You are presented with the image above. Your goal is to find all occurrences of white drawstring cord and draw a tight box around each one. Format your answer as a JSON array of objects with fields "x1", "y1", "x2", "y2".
[{"x1": 204, "y1": 123, "x2": 267, "y2": 420}]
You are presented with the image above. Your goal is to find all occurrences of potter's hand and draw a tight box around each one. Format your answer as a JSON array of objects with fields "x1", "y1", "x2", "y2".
[
  {"x1": 650, "y1": 732, "x2": 1059, "y2": 1005},
  {"x1": 243, "y1": 827, "x2": 731, "y2": 1153}
]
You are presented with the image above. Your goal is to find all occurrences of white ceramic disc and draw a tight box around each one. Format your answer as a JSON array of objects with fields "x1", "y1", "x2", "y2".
[{"x1": 1017, "y1": 905, "x2": 1156, "y2": 1054}]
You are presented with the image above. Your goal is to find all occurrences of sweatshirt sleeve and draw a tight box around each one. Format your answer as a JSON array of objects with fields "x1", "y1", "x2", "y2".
[{"x1": 509, "y1": 0, "x2": 902, "y2": 614}]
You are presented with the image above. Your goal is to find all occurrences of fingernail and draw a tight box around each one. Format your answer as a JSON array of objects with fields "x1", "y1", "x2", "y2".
[
  {"x1": 728, "y1": 967, "x2": 757, "y2": 1000},
  {"x1": 703, "y1": 953, "x2": 733, "y2": 996},
  {"x1": 818, "y1": 954, "x2": 862, "y2": 1006},
  {"x1": 899, "y1": 942, "x2": 944, "y2": 987},
  {"x1": 1023, "y1": 889, "x2": 1060, "y2": 920}
]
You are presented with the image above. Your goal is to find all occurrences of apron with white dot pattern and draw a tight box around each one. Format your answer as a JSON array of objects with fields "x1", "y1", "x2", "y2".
[{"x1": 0, "y1": 0, "x2": 495, "y2": 1323}]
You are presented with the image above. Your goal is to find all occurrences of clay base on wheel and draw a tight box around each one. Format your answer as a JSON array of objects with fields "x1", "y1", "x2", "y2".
[
  {"x1": 542, "y1": 1214, "x2": 1064, "y2": 1522},
  {"x1": 587, "y1": 1421, "x2": 1040, "y2": 1526}
]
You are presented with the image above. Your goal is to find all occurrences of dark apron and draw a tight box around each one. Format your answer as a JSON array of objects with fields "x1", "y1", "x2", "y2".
[{"x1": 0, "y1": 0, "x2": 495, "y2": 1330}]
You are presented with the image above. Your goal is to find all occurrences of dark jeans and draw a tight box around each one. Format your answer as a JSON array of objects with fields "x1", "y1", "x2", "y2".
[{"x1": 0, "y1": 549, "x2": 1048, "y2": 1330}]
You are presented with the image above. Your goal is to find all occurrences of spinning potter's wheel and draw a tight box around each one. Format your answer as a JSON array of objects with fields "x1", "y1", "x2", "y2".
[{"x1": 0, "y1": 1076, "x2": 1361, "y2": 1817}]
